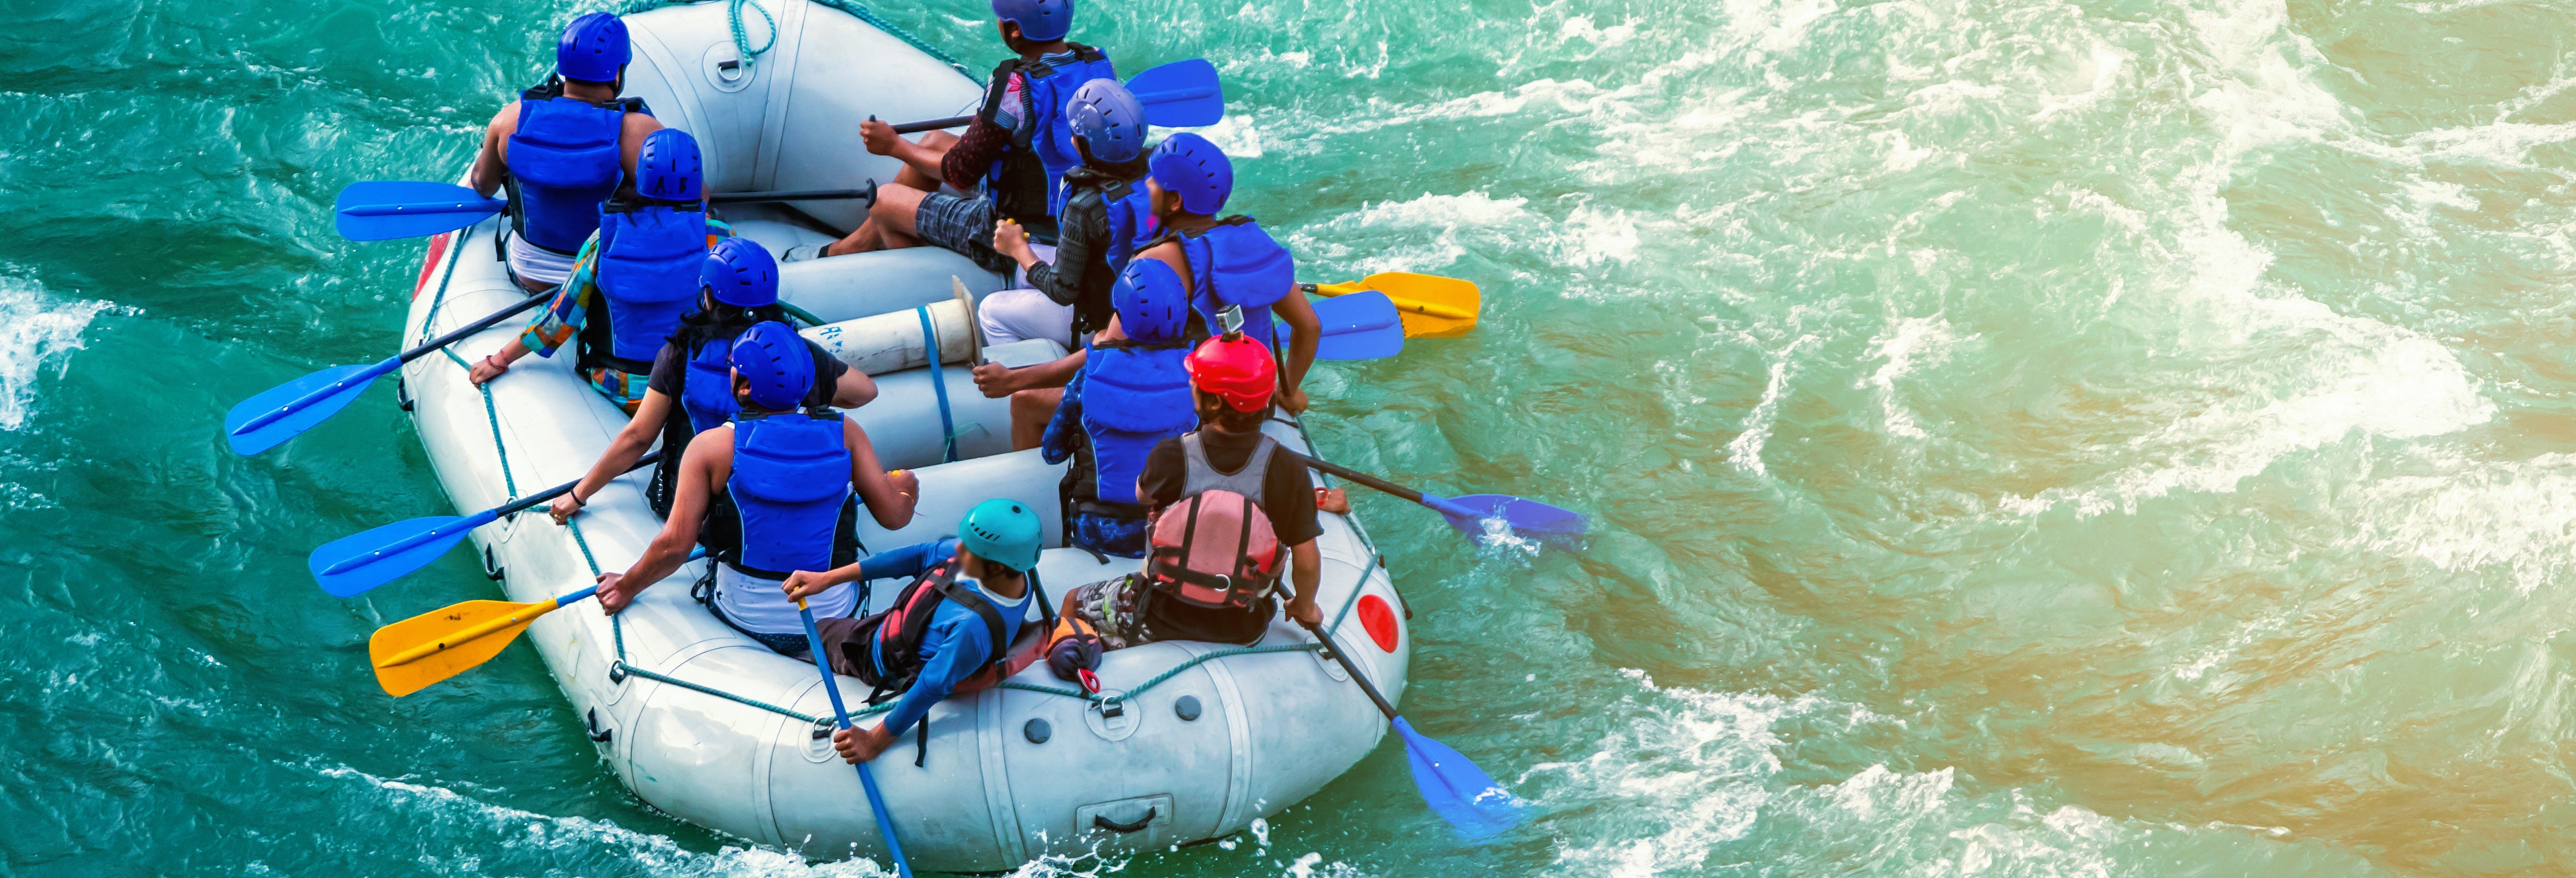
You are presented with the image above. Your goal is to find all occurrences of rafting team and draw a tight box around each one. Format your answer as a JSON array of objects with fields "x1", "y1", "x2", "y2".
[{"x1": 452, "y1": 2, "x2": 1350, "y2": 764}]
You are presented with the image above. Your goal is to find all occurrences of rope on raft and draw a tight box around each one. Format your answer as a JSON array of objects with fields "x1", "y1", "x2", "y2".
[{"x1": 612, "y1": 0, "x2": 970, "y2": 75}]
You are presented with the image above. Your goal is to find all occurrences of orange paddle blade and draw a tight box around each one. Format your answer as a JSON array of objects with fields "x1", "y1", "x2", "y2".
[{"x1": 367, "y1": 598, "x2": 555, "y2": 696}]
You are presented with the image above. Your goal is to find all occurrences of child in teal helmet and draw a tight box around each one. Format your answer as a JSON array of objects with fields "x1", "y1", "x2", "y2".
[{"x1": 784, "y1": 499, "x2": 1056, "y2": 764}]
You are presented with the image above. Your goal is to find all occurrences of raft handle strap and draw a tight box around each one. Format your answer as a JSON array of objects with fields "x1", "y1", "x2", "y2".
[
  {"x1": 917, "y1": 304, "x2": 958, "y2": 462},
  {"x1": 1093, "y1": 807, "x2": 1156, "y2": 833}
]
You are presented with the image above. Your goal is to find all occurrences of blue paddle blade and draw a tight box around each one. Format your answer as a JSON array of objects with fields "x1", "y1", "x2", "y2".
[
  {"x1": 224, "y1": 361, "x2": 390, "y2": 456},
  {"x1": 335, "y1": 181, "x2": 505, "y2": 241},
  {"x1": 1392, "y1": 717, "x2": 1522, "y2": 840},
  {"x1": 1128, "y1": 58, "x2": 1224, "y2": 127},
  {"x1": 1299, "y1": 290, "x2": 1404, "y2": 361},
  {"x1": 1423, "y1": 492, "x2": 1588, "y2": 550},
  {"x1": 310, "y1": 509, "x2": 498, "y2": 597}
]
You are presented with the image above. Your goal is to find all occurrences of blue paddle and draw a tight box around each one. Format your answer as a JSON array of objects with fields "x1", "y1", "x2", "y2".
[
  {"x1": 335, "y1": 182, "x2": 879, "y2": 241},
  {"x1": 1286, "y1": 450, "x2": 1586, "y2": 549},
  {"x1": 309, "y1": 453, "x2": 662, "y2": 597},
  {"x1": 225, "y1": 280, "x2": 546, "y2": 456},
  {"x1": 1286, "y1": 583, "x2": 1522, "y2": 839},
  {"x1": 1126, "y1": 58, "x2": 1223, "y2": 127},
  {"x1": 1294, "y1": 289, "x2": 1404, "y2": 361},
  {"x1": 889, "y1": 58, "x2": 1226, "y2": 134},
  {"x1": 794, "y1": 599, "x2": 915, "y2": 878},
  {"x1": 335, "y1": 181, "x2": 507, "y2": 242}
]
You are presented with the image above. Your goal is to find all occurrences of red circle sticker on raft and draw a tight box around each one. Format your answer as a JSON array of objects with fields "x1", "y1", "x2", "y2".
[{"x1": 1358, "y1": 595, "x2": 1398, "y2": 653}]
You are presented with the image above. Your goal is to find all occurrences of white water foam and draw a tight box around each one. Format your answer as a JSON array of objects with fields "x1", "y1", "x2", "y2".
[{"x1": 0, "y1": 275, "x2": 107, "y2": 431}]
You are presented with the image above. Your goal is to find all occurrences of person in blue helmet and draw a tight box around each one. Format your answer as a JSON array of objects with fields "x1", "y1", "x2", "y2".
[
  {"x1": 780, "y1": 499, "x2": 1054, "y2": 764},
  {"x1": 469, "y1": 12, "x2": 665, "y2": 292},
  {"x1": 791, "y1": 0, "x2": 1112, "y2": 277},
  {"x1": 546, "y1": 239, "x2": 884, "y2": 523},
  {"x1": 1036, "y1": 258, "x2": 1197, "y2": 558},
  {"x1": 596, "y1": 322, "x2": 921, "y2": 653},
  {"x1": 978, "y1": 76, "x2": 1158, "y2": 349},
  {"x1": 469, "y1": 128, "x2": 734, "y2": 411},
  {"x1": 1130, "y1": 133, "x2": 1322, "y2": 413}
]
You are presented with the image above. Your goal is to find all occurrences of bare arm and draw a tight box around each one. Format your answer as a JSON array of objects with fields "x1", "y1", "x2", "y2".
[
  {"x1": 1271, "y1": 293, "x2": 1322, "y2": 413},
  {"x1": 844, "y1": 418, "x2": 919, "y2": 529},
  {"x1": 551, "y1": 389, "x2": 671, "y2": 522},
  {"x1": 468, "y1": 103, "x2": 517, "y2": 196},
  {"x1": 598, "y1": 425, "x2": 724, "y2": 614},
  {"x1": 619, "y1": 112, "x2": 662, "y2": 178},
  {"x1": 1286, "y1": 540, "x2": 1321, "y2": 624},
  {"x1": 833, "y1": 368, "x2": 879, "y2": 408}
]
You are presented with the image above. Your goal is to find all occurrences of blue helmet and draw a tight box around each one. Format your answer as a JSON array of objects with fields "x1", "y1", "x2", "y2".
[
  {"x1": 702, "y1": 237, "x2": 778, "y2": 307},
  {"x1": 556, "y1": 12, "x2": 631, "y2": 84},
  {"x1": 990, "y1": 0, "x2": 1072, "y2": 42},
  {"x1": 1113, "y1": 258, "x2": 1188, "y2": 343},
  {"x1": 1148, "y1": 134, "x2": 1230, "y2": 215},
  {"x1": 636, "y1": 129, "x2": 703, "y2": 201},
  {"x1": 959, "y1": 498, "x2": 1045, "y2": 573},
  {"x1": 730, "y1": 321, "x2": 813, "y2": 410},
  {"x1": 1066, "y1": 78, "x2": 1147, "y2": 164}
]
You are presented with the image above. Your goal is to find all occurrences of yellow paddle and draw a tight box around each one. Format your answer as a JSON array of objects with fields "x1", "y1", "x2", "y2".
[
  {"x1": 369, "y1": 586, "x2": 593, "y2": 696},
  {"x1": 1303, "y1": 272, "x2": 1480, "y2": 338},
  {"x1": 366, "y1": 548, "x2": 702, "y2": 696}
]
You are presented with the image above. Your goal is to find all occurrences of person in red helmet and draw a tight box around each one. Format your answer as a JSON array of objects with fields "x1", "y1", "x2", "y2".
[{"x1": 1060, "y1": 329, "x2": 1347, "y2": 646}]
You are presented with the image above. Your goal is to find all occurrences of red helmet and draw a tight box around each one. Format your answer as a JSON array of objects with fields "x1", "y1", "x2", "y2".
[{"x1": 1185, "y1": 332, "x2": 1276, "y2": 412}]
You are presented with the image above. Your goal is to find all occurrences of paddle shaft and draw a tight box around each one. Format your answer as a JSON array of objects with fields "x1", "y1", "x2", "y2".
[
  {"x1": 496, "y1": 450, "x2": 665, "y2": 517},
  {"x1": 411, "y1": 291, "x2": 552, "y2": 363},
  {"x1": 1282, "y1": 584, "x2": 1401, "y2": 721},
  {"x1": 233, "y1": 291, "x2": 549, "y2": 437},
  {"x1": 890, "y1": 115, "x2": 973, "y2": 135},
  {"x1": 375, "y1": 584, "x2": 595, "y2": 668},
  {"x1": 795, "y1": 601, "x2": 915, "y2": 878},
  {"x1": 1282, "y1": 450, "x2": 1427, "y2": 505}
]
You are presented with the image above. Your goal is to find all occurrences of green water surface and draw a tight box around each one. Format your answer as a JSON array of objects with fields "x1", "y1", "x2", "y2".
[{"x1": 6, "y1": 0, "x2": 2576, "y2": 874}]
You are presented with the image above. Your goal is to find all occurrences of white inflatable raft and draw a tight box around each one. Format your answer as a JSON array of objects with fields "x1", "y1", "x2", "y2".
[{"x1": 388, "y1": 1, "x2": 1412, "y2": 869}]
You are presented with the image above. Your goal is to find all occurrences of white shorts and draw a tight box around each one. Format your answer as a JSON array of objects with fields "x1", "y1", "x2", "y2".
[
  {"x1": 507, "y1": 233, "x2": 578, "y2": 289},
  {"x1": 978, "y1": 287, "x2": 1075, "y2": 349}
]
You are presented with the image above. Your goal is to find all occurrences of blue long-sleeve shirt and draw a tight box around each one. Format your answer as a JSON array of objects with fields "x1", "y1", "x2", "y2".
[{"x1": 858, "y1": 538, "x2": 1036, "y2": 736}]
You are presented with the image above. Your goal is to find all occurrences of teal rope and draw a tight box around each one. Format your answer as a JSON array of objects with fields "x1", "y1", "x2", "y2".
[
  {"x1": 438, "y1": 346, "x2": 518, "y2": 496},
  {"x1": 1000, "y1": 643, "x2": 1325, "y2": 704},
  {"x1": 727, "y1": 0, "x2": 778, "y2": 67},
  {"x1": 614, "y1": 662, "x2": 830, "y2": 725},
  {"x1": 808, "y1": 0, "x2": 966, "y2": 72},
  {"x1": 416, "y1": 228, "x2": 474, "y2": 343}
]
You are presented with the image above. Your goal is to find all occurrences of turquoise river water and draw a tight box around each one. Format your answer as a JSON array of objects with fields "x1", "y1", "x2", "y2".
[{"x1": 8, "y1": 0, "x2": 2576, "y2": 874}]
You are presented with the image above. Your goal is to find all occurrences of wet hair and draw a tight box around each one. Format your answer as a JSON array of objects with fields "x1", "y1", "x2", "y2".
[
  {"x1": 1194, "y1": 389, "x2": 1269, "y2": 433},
  {"x1": 670, "y1": 294, "x2": 787, "y2": 351},
  {"x1": 1074, "y1": 139, "x2": 1151, "y2": 178}
]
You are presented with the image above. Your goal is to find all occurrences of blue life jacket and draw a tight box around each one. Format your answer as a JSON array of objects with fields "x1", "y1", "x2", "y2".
[
  {"x1": 506, "y1": 95, "x2": 629, "y2": 254},
  {"x1": 1098, "y1": 178, "x2": 1156, "y2": 276},
  {"x1": 592, "y1": 204, "x2": 707, "y2": 368},
  {"x1": 1177, "y1": 218, "x2": 1296, "y2": 350},
  {"x1": 982, "y1": 46, "x2": 1114, "y2": 226},
  {"x1": 681, "y1": 337, "x2": 738, "y2": 432},
  {"x1": 1079, "y1": 342, "x2": 1197, "y2": 509},
  {"x1": 724, "y1": 413, "x2": 851, "y2": 578}
]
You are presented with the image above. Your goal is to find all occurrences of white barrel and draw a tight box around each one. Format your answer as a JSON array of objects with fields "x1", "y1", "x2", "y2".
[{"x1": 802, "y1": 284, "x2": 981, "y2": 376}]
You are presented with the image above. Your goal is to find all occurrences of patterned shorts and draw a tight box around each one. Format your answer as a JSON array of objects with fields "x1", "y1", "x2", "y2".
[
  {"x1": 1067, "y1": 574, "x2": 1157, "y2": 651},
  {"x1": 913, "y1": 191, "x2": 1013, "y2": 276},
  {"x1": 582, "y1": 367, "x2": 648, "y2": 415}
]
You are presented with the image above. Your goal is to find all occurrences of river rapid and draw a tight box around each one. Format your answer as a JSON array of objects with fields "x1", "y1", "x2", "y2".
[{"x1": 6, "y1": 0, "x2": 2576, "y2": 874}]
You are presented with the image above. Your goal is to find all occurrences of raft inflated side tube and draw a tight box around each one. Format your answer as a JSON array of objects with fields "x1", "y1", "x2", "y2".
[
  {"x1": 800, "y1": 286, "x2": 979, "y2": 376},
  {"x1": 845, "y1": 337, "x2": 1063, "y2": 471}
]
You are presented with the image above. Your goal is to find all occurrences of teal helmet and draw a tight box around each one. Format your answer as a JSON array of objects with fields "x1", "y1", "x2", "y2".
[{"x1": 959, "y1": 498, "x2": 1044, "y2": 573}]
